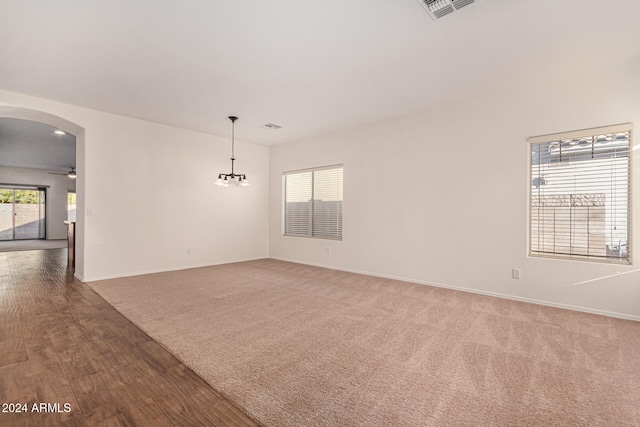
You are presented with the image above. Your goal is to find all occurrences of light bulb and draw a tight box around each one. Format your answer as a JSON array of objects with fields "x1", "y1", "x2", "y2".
[
  {"x1": 240, "y1": 178, "x2": 250, "y2": 187},
  {"x1": 215, "y1": 177, "x2": 224, "y2": 186}
]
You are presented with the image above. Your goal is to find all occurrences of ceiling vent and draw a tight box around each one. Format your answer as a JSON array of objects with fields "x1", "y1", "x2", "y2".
[
  {"x1": 262, "y1": 123, "x2": 282, "y2": 130},
  {"x1": 418, "y1": 0, "x2": 476, "y2": 20}
]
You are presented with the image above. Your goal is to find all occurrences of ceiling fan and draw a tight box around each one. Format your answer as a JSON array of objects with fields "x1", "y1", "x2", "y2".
[{"x1": 49, "y1": 167, "x2": 77, "y2": 179}]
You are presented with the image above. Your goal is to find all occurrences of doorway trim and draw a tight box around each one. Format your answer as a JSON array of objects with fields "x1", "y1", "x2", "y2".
[{"x1": 0, "y1": 106, "x2": 86, "y2": 280}]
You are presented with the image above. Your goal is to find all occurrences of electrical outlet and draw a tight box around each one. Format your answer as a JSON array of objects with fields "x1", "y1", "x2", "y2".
[
  {"x1": 512, "y1": 268, "x2": 521, "y2": 279},
  {"x1": 187, "y1": 248, "x2": 191, "y2": 255}
]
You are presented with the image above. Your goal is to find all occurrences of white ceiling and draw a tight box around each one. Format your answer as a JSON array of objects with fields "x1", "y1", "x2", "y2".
[
  {"x1": 1, "y1": 0, "x2": 639, "y2": 146},
  {"x1": 0, "y1": 118, "x2": 76, "y2": 172}
]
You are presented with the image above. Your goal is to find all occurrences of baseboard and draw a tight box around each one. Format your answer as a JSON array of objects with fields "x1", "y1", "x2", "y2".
[
  {"x1": 83, "y1": 257, "x2": 268, "y2": 282},
  {"x1": 270, "y1": 257, "x2": 640, "y2": 322}
]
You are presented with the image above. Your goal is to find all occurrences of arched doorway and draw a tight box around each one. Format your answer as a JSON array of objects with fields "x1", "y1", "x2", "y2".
[{"x1": 0, "y1": 106, "x2": 85, "y2": 279}]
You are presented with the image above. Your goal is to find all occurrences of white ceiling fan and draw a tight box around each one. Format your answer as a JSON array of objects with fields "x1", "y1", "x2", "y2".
[{"x1": 48, "y1": 167, "x2": 76, "y2": 179}]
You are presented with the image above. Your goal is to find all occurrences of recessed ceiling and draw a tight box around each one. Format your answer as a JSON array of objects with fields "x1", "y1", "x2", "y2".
[
  {"x1": 0, "y1": 118, "x2": 76, "y2": 172},
  {"x1": 0, "y1": 1, "x2": 639, "y2": 146}
]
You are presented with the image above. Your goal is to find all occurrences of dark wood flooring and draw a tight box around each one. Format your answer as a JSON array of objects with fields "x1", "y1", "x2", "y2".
[{"x1": 0, "y1": 249, "x2": 259, "y2": 426}]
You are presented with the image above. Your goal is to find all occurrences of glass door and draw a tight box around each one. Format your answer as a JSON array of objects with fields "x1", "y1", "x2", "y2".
[
  {"x1": 0, "y1": 189, "x2": 13, "y2": 240},
  {"x1": 0, "y1": 188, "x2": 46, "y2": 240}
]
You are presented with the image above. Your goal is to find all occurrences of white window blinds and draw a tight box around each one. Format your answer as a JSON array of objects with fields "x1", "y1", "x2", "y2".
[
  {"x1": 283, "y1": 165, "x2": 343, "y2": 240},
  {"x1": 284, "y1": 171, "x2": 312, "y2": 237},
  {"x1": 529, "y1": 124, "x2": 631, "y2": 263}
]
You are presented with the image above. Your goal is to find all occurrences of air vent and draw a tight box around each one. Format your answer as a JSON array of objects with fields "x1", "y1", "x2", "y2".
[
  {"x1": 262, "y1": 123, "x2": 282, "y2": 130},
  {"x1": 452, "y1": 0, "x2": 474, "y2": 9},
  {"x1": 418, "y1": 0, "x2": 476, "y2": 20}
]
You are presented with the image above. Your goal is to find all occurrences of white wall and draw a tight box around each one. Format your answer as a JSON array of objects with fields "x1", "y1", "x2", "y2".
[
  {"x1": 1, "y1": 61, "x2": 637, "y2": 318},
  {"x1": 270, "y1": 59, "x2": 640, "y2": 320},
  {"x1": 0, "y1": 166, "x2": 75, "y2": 239},
  {"x1": 0, "y1": 90, "x2": 269, "y2": 281}
]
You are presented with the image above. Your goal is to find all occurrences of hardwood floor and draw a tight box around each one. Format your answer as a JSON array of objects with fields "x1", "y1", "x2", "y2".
[{"x1": 0, "y1": 249, "x2": 259, "y2": 427}]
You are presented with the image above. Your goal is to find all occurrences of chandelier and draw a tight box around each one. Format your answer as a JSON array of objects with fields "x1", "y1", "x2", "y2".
[{"x1": 215, "y1": 116, "x2": 249, "y2": 187}]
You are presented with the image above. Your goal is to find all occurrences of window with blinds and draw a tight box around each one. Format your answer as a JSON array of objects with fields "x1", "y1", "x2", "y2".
[
  {"x1": 529, "y1": 124, "x2": 631, "y2": 263},
  {"x1": 283, "y1": 165, "x2": 343, "y2": 240}
]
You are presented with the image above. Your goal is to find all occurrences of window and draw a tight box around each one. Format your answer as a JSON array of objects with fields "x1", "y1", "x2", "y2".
[
  {"x1": 68, "y1": 192, "x2": 76, "y2": 222},
  {"x1": 283, "y1": 165, "x2": 343, "y2": 240},
  {"x1": 529, "y1": 124, "x2": 631, "y2": 263}
]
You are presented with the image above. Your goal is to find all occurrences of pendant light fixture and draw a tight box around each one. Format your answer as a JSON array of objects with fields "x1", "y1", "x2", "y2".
[{"x1": 215, "y1": 116, "x2": 250, "y2": 187}]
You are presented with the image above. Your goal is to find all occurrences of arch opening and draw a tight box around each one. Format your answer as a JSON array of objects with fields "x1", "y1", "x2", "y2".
[{"x1": 0, "y1": 106, "x2": 86, "y2": 280}]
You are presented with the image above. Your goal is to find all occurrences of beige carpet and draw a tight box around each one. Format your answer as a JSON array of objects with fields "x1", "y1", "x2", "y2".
[{"x1": 89, "y1": 259, "x2": 640, "y2": 426}]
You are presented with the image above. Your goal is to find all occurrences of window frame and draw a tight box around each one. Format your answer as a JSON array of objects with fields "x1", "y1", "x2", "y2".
[
  {"x1": 527, "y1": 123, "x2": 633, "y2": 264},
  {"x1": 282, "y1": 164, "x2": 343, "y2": 241}
]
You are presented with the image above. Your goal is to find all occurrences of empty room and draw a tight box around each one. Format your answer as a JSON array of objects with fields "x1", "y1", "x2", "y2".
[{"x1": 1, "y1": 0, "x2": 639, "y2": 426}]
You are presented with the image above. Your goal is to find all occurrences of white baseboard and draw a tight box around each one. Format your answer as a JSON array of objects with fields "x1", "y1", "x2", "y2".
[
  {"x1": 83, "y1": 257, "x2": 268, "y2": 282},
  {"x1": 270, "y1": 257, "x2": 640, "y2": 322}
]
